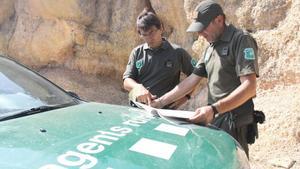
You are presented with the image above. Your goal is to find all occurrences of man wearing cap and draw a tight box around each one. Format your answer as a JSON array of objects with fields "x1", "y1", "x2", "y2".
[
  {"x1": 151, "y1": 0, "x2": 259, "y2": 157},
  {"x1": 123, "y1": 11, "x2": 196, "y2": 108}
]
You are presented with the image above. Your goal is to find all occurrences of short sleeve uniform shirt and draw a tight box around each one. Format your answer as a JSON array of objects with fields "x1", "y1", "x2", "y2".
[
  {"x1": 193, "y1": 25, "x2": 259, "y2": 104},
  {"x1": 123, "y1": 39, "x2": 195, "y2": 97}
]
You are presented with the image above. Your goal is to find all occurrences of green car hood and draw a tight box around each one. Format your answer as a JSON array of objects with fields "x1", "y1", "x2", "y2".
[{"x1": 0, "y1": 102, "x2": 242, "y2": 169}]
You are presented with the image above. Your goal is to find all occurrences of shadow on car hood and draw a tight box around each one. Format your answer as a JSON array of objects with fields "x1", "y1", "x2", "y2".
[{"x1": 0, "y1": 102, "x2": 240, "y2": 169}]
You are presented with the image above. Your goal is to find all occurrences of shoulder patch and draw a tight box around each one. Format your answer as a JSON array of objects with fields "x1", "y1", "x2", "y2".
[
  {"x1": 135, "y1": 59, "x2": 144, "y2": 70},
  {"x1": 191, "y1": 58, "x2": 198, "y2": 67},
  {"x1": 243, "y1": 48, "x2": 255, "y2": 60}
]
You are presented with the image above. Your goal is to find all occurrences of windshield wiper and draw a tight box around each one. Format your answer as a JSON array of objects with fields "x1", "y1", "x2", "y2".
[{"x1": 0, "y1": 103, "x2": 75, "y2": 121}]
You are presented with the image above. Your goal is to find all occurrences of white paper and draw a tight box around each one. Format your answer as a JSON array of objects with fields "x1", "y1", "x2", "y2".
[
  {"x1": 129, "y1": 138, "x2": 177, "y2": 160},
  {"x1": 133, "y1": 101, "x2": 195, "y2": 119},
  {"x1": 155, "y1": 123, "x2": 189, "y2": 136},
  {"x1": 157, "y1": 109, "x2": 195, "y2": 119}
]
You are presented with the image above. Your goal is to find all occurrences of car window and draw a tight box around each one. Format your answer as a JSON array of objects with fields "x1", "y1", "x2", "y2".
[
  {"x1": 0, "y1": 73, "x2": 24, "y2": 94},
  {"x1": 0, "y1": 57, "x2": 76, "y2": 115}
]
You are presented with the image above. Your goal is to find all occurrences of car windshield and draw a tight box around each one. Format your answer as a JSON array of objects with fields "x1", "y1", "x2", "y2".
[{"x1": 0, "y1": 56, "x2": 77, "y2": 117}]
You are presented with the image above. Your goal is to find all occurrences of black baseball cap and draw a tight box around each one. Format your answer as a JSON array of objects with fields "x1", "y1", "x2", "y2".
[{"x1": 186, "y1": 0, "x2": 224, "y2": 32}]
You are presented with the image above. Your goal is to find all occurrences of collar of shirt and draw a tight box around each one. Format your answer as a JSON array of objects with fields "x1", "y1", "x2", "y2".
[
  {"x1": 219, "y1": 24, "x2": 236, "y2": 42},
  {"x1": 143, "y1": 38, "x2": 170, "y2": 51},
  {"x1": 210, "y1": 24, "x2": 235, "y2": 46}
]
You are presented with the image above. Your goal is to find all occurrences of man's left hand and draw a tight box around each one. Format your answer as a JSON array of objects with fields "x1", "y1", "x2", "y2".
[{"x1": 189, "y1": 106, "x2": 214, "y2": 125}]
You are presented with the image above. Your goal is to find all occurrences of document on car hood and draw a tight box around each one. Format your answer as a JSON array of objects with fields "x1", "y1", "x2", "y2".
[{"x1": 133, "y1": 101, "x2": 196, "y2": 119}]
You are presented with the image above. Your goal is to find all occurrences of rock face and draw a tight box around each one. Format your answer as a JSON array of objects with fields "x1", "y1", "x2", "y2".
[
  {"x1": 0, "y1": 0, "x2": 14, "y2": 26},
  {"x1": 3, "y1": 0, "x2": 192, "y2": 77},
  {"x1": 2, "y1": 0, "x2": 298, "y2": 84}
]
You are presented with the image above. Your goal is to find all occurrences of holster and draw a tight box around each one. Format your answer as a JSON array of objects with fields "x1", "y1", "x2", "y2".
[
  {"x1": 247, "y1": 110, "x2": 265, "y2": 144},
  {"x1": 212, "y1": 99, "x2": 265, "y2": 144}
]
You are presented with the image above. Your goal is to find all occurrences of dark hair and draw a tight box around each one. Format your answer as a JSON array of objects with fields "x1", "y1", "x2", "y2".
[{"x1": 136, "y1": 11, "x2": 161, "y2": 33}]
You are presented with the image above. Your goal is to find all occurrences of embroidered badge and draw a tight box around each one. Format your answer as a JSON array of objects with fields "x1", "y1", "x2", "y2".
[
  {"x1": 221, "y1": 46, "x2": 229, "y2": 56},
  {"x1": 243, "y1": 48, "x2": 255, "y2": 60},
  {"x1": 135, "y1": 59, "x2": 144, "y2": 71},
  {"x1": 165, "y1": 60, "x2": 173, "y2": 68},
  {"x1": 191, "y1": 58, "x2": 198, "y2": 67}
]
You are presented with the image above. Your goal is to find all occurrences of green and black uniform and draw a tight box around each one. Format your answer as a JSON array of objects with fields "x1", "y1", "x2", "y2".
[
  {"x1": 193, "y1": 24, "x2": 259, "y2": 156},
  {"x1": 123, "y1": 39, "x2": 195, "y2": 99}
]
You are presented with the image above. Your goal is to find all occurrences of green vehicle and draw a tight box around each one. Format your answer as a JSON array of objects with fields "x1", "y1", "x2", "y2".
[{"x1": 0, "y1": 56, "x2": 250, "y2": 169}]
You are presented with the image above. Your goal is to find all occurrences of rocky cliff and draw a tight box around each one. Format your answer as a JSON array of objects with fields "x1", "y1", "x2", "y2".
[
  {"x1": 1, "y1": 0, "x2": 298, "y2": 85},
  {"x1": 1, "y1": 0, "x2": 193, "y2": 78}
]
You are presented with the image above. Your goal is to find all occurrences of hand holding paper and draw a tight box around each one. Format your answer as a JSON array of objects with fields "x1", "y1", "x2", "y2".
[{"x1": 133, "y1": 101, "x2": 196, "y2": 119}]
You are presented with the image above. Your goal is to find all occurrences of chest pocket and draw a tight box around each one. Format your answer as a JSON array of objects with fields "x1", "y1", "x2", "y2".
[
  {"x1": 161, "y1": 58, "x2": 179, "y2": 77},
  {"x1": 216, "y1": 44, "x2": 235, "y2": 67},
  {"x1": 164, "y1": 59, "x2": 174, "y2": 68}
]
